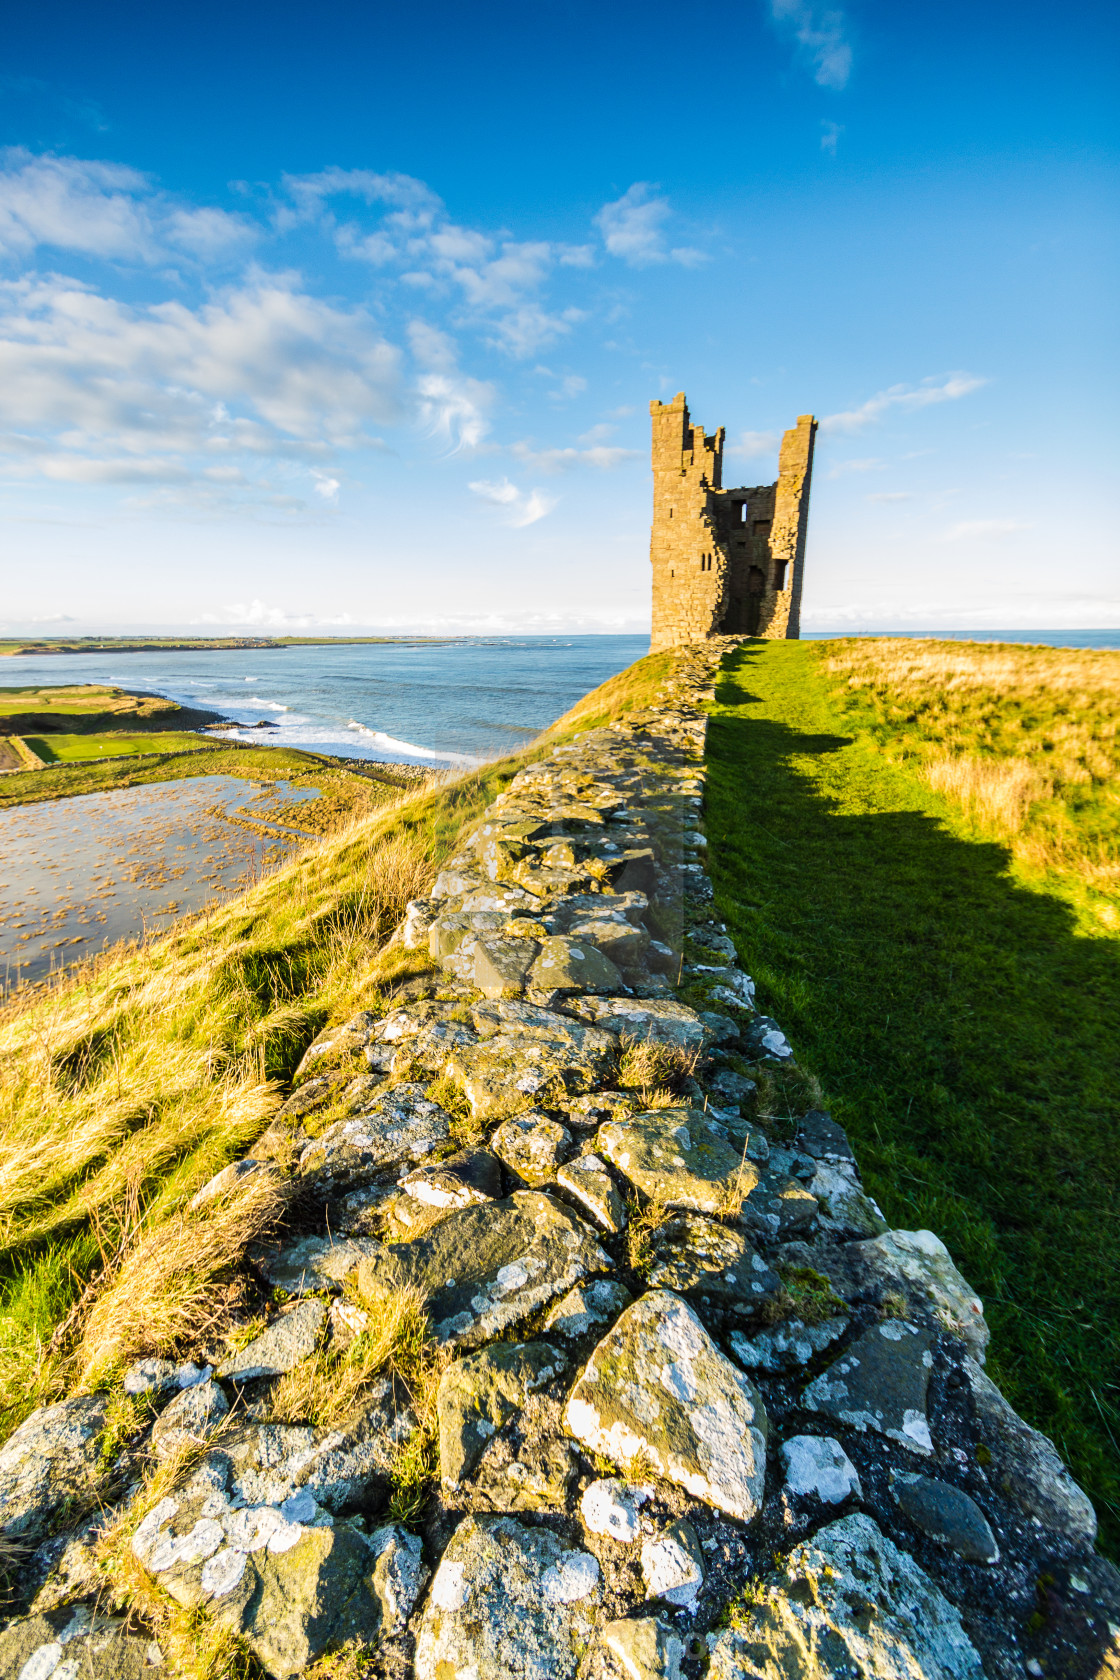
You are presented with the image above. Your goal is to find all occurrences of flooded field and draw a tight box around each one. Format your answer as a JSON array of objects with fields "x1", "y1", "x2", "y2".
[{"x1": 0, "y1": 775, "x2": 320, "y2": 991}]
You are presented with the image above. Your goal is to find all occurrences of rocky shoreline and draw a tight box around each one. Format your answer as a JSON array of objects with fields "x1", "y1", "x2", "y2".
[{"x1": 0, "y1": 642, "x2": 1115, "y2": 1679}]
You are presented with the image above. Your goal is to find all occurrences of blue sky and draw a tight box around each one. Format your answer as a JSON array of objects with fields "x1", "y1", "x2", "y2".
[{"x1": 1, "y1": 0, "x2": 1116, "y2": 634}]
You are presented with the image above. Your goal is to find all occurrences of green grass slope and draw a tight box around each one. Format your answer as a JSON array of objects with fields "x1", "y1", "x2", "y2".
[
  {"x1": 0, "y1": 651, "x2": 666, "y2": 1433},
  {"x1": 705, "y1": 640, "x2": 1120, "y2": 1554}
]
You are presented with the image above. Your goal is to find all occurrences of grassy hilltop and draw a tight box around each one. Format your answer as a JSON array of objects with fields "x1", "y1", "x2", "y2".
[
  {"x1": 704, "y1": 637, "x2": 1120, "y2": 1551},
  {"x1": 0, "y1": 637, "x2": 1117, "y2": 1567}
]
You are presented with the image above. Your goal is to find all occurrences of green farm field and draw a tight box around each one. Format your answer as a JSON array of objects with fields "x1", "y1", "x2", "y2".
[
  {"x1": 25, "y1": 731, "x2": 216, "y2": 763},
  {"x1": 704, "y1": 638, "x2": 1120, "y2": 1553}
]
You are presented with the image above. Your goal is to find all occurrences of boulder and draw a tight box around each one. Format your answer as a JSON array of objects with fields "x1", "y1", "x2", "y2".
[
  {"x1": 892, "y1": 1472, "x2": 1000, "y2": 1563},
  {"x1": 438, "y1": 1341, "x2": 567, "y2": 1487},
  {"x1": 150, "y1": 1378, "x2": 230, "y2": 1459},
  {"x1": 298, "y1": 1085, "x2": 451, "y2": 1190},
  {"x1": 802, "y1": 1320, "x2": 935, "y2": 1456},
  {"x1": 564, "y1": 1290, "x2": 768, "y2": 1522},
  {"x1": 706, "y1": 1513, "x2": 983, "y2": 1680},
  {"x1": 780, "y1": 1435, "x2": 862, "y2": 1503},
  {"x1": 645, "y1": 1214, "x2": 780, "y2": 1323},
  {"x1": 415, "y1": 1514, "x2": 600, "y2": 1680},
  {"x1": 738, "y1": 1173, "x2": 818, "y2": 1239},
  {"x1": 356, "y1": 1191, "x2": 610, "y2": 1348},
  {"x1": 0, "y1": 1394, "x2": 107, "y2": 1540},
  {"x1": 261, "y1": 1235, "x2": 380, "y2": 1296},
  {"x1": 492, "y1": 1112, "x2": 573, "y2": 1186},
  {"x1": 963, "y1": 1355, "x2": 1097, "y2": 1541},
  {"x1": 217, "y1": 1299, "x2": 326, "y2": 1384},
  {"x1": 598, "y1": 1108, "x2": 757, "y2": 1214}
]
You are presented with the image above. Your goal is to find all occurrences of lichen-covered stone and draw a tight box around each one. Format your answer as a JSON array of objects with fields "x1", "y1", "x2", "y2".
[
  {"x1": 780, "y1": 1435, "x2": 862, "y2": 1503},
  {"x1": 706, "y1": 1513, "x2": 983, "y2": 1680},
  {"x1": 150, "y1": 1377, "x2": 230, "y2": 1459},
  {"x1": 738, "y1": 1172, "x2": 818, "y2": 1239},
  {"x1": 601, "y1": 1616, "x2": 684, "y2": 1680},
  {"x1": 492, "y1": 1112, "x2": 573, "y2": 1186},
  {"x1": 641, "y1": 1517, "x2": 704, "y2": 1608},
  {"x1": 528, "y1": 936, "x2": 622, "y2": 994},
  {"x1": 571, "y1": 997, "x2": 708, "y2": 1049},
  {"x1": 556, "y1": 1151, "x2": 627, "y2": 1232},
  {"x1": 729, "y1": 1316, "x2": 848, "y2": 1373},
  {"x1": 564, "y1": 1290, "x2": 768, "y2": 1522},
  {"x1": 261, "y1": 1235, "x2": 380, "y2": 1296},
  {"x1": 0, "y1": 1606, "x2": 160, "y2": 1680},
  {"x1": 802, "y1": 1320, "x2": 935, "y2": 1455},
  {"x1": 963, "y1": 1355, "x2": 1097, "y2": 1541},
  {"x1": 581, "y1": 1477, "x2": 650, "y2": 1541},
  {"x1": 217, "y1": 1299, "x2": 325, "y2": 1383},
  {"x1": 400, "y1": 1146, "x2": 502, "y2": 1208},
  {"x1": 135, "y1": 1489, "x2": 407, "y2": 1679},
  {"x1": 598, "y1": 1108, "x2": 758, "y2": 1214},
  {"x1": 449, "y1": 1028, "x2": 616, "y2": 1121},
  {"x1": 298, "y1": 1085, "x2": 451, "y2": 1189},
  {"x1": 892, "y1": 1472, "x2": 1000, "y2": 1563},
  {"x1": 123, "y1": 1356, "x2": 209, "y2": 1398},
  {"x1": 0, "y1": 1395, "x2": 107, "y2": 1540},
  {"x1": 544, "y1": 1278, "x2": 633, "y2": 1339},
  {"x1": 357, "y1": 1191, "x2": 610, "y2": 1347},
  {"x1": 807, "y1": 1160, "x2": 888, "y2": 1239},
  {"x1": 438, "y1": 1341, "x2": 567, "y2": 1487},
  {"x1": 800, "y1": 1229, "x2": 988, "y2": 1362},
  {"x1": 471, "y1": 936, "x2": 542, "y2": 997},
  {"x1": 416, "y1": 1515, "x2": 600, "y2": 1680},
  {"x1": 646, "y1": 1214, "x2": 780, "y2": 1322}
]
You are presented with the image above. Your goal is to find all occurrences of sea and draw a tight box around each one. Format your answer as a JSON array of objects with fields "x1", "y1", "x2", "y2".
[
  {"x1": 2, "y1": 630, "x2": 1116, "y2": 767},
  {"x1": 0, "y1": 635, "x2": 651, "y2": 767}
]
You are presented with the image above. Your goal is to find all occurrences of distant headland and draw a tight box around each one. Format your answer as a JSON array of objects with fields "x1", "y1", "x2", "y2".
[{"x1": 0, "y1": 635, "x2": 454, "y2": 656}]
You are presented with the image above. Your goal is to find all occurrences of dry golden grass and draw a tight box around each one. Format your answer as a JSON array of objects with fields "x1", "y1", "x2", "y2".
[
  {"x1": 78, "y1": 1170, "x2": 290, "y2": 1385},
  {"x1": 822, "y1": 639, "x2": 1120, "y2": 898},
  {"x1": 617, "y1": 1035, "x2": 699, "y2": 1100}
]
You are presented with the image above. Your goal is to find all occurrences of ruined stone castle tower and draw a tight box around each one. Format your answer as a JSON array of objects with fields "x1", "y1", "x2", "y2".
[{"x1": 649, "y1": 393, "x2": 816, "y2": 650}]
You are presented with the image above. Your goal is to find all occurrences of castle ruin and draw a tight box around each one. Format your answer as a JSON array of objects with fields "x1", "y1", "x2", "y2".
[{"x1": 649, "y1": 392, "x2": 816, "y2": 650}]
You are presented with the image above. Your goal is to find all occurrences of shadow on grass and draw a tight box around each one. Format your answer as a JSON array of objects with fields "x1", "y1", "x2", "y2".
[{"x1": 705, "y1": 643, "x2": 1120, "y2": 1555}]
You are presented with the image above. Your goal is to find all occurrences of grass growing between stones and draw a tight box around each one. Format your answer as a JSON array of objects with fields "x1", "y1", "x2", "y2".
[{"x1": 704, "y1": 639, "x2": 1120, "y2": 1553}]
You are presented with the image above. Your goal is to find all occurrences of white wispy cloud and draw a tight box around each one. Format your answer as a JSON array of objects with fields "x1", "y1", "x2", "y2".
[
  {"x1": 0, "y1": 148, "x2": 255, "y2": 265},
  {"x1": 769, "y1": 0, "x2": 853, "y2": 90},
  {"x1": 594, "y1": 184, "x2": 705, "y2": 268},
  {"x1": 868, "y1": 491, "x2": 911, "y2": 502},
  {"x1": 0, "y1": 271, "x2": 401, "y2": 499},
  {"x1": 468, "y1": 476, "x2": 557, "y2": 526},
  {"x1": 821, "y1": 373, "x2": 987, "y2": 434},
  {"x1": 511, "y1": 439, "x2": 640, "y2": 472}
]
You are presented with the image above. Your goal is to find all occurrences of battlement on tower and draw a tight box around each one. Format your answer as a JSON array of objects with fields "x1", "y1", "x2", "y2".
[{"x1": 648, "y1": 391, "x2": 816, "y2": 651}]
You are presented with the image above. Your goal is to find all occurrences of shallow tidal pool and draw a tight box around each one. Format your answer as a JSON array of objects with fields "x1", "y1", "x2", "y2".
[{"x1": 0, "y1": 775, "x2": 319, "y2": 990}]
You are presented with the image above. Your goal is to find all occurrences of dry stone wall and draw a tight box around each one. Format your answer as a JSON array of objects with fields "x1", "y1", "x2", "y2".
[{"x1": 2, "y1": 644, "x2": 1117, "y2": 1680}]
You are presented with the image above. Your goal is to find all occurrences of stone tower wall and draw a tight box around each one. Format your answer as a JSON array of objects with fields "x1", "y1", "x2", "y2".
[{"x1": 649, "y1": 393, "x2": 816, "y2": 651}]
